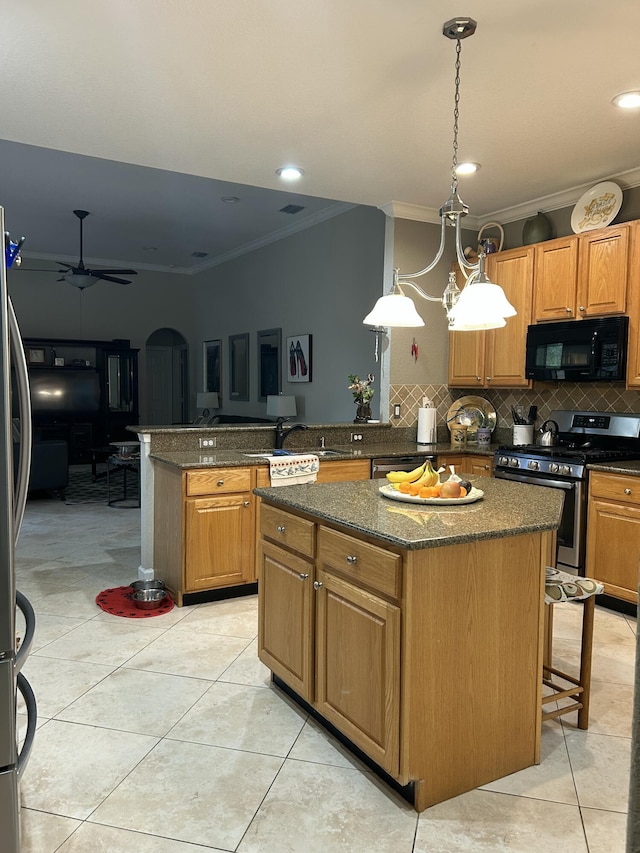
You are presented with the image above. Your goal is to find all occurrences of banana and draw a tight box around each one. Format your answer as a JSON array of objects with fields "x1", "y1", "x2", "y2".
[
  {"x1": 385, "y1": 461, "x2": 427, "y2": 484},
  {"x1": 410, "y1": 461, "x2": 439, "y2": 488}
]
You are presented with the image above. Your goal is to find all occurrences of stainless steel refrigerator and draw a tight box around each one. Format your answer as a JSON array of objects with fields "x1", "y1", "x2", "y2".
[{"x1": 0, "y1": 207, "x2": 37, "y2": 852}]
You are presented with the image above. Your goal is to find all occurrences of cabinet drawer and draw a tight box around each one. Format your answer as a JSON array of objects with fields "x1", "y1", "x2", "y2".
[
  {"x1": 186, "y1": 467, "x2": 252, "y2": 496},
  {"x1": 590, "y1": 472, "x2": 640, "y2": 506},
  {"x1": 318, "y1": 526, "x2": 402, "y2": 601},
  {"x1": 261, "y1": 504, "x2": 315, "y2": 557}
]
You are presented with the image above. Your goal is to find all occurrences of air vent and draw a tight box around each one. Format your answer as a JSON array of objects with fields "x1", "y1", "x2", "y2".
[
  {"x1": 192, "y1": 251, "x2": 208, "y2": 258},
  {"x1": 280, "y1": 204, "x2": 305, "y2": 215}
]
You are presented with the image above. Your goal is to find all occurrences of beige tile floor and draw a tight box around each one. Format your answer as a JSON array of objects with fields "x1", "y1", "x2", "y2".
[{"x1": 14, "y1": 494, "x2": 636, "y2": 852}]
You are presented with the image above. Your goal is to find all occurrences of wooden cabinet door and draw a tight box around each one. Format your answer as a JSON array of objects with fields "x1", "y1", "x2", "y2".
[
  {"x1": 314, "y1": 569, "x2": 401, "y2": 775},
  {"x1": 577, "y1": 225, "x2": 629, "y2": 317},
  {"x1": 465, "y1": 456, "x2": 494, "y2": 477},
  {"x1": 185, "y1": 493, "x2": 254, "y2": 590},
  {"x1": 485, "y1": 246, "x2": 534, "y2": 387},
  {"x1": 627, "y1": 222, "x2": 640, "y2": 387},
  {"x1": 437, "y1": 453, "x2": 465, "y2": 472},
  {"x1": 533, "y1": 236, "x2": 579, "y2": 320},
  {"x1": 258, "y1": 541, "x2": 314, "y2": 701},
  {"x1": 586, "y1": 499, "x2": 640, "y2": 604},
  {"x1": 448, "y1": 329, "x2": 485, "y2": 388}
]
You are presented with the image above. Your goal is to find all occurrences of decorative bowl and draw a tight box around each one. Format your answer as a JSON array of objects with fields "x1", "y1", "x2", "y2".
[
  {"x1": 130, "y1": 579, "x2": 165, "y2": 593},
  {"x1": 131, "y1": 589, "x2": 168, "y2": 610}
]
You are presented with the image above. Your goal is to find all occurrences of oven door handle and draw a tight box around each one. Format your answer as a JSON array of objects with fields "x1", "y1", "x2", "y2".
[{"x1": 496, "y1": 471, "x2": 576, "y2": 491}]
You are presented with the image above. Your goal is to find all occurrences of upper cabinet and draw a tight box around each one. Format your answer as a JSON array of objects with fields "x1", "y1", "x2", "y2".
[
  {"x1": 448, "y1": 246, "x2": 534, "y2": 388},
  {"x1": 533, "y1": 224, "x2": 629, "y2": 321},
  {"x1": 625, "y1": 222, "x2": 640, "y2": 388}
]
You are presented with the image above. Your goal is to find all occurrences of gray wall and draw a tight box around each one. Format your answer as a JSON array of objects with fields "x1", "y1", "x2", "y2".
[{"x1": 190, "y1": 205, "x2": 386, "y2": 423}]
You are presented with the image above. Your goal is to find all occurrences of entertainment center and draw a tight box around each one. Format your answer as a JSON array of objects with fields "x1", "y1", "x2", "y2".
[{"x1": 22, "y1": 337, "x2": 139, "y2": 464}]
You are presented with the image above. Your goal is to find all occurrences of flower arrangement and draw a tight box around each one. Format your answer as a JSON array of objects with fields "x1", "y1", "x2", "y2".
[{"x1": 347, "y1": 373, "x2": 375, "y2": 404}]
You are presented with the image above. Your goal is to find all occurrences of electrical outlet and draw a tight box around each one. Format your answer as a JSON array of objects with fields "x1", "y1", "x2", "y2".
[
  {"x1": 350, "y1": 433, "x2": 363, "y2": 442},
  {"x1": 393, "y1": 404, "x2": 401, "y2": 419},
  {"x1": 198, "y1": 437, "x2": 216, "y2": 448}
]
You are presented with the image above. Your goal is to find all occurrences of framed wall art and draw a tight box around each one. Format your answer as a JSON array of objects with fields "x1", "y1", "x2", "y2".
[
  {"x1": 203, "y1": 339, "x2": 222, "y2": 396},
  {"x1": 286, "y1": 334, "x2": 312, "y2": 383},
  {"x1": 229, "y1": 333, "x2": 250, "y2": 401},
  {"x1": 257, "y1": 328, "x2": 281, "y2": 401}
]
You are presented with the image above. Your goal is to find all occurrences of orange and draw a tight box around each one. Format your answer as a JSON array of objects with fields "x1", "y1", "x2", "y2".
[
  {"x1": 398, "y1": 482, "x2": 412, "y2": 493},
  {"x1": 459, "y1": 486, "x2": 467, "y2": 497}
]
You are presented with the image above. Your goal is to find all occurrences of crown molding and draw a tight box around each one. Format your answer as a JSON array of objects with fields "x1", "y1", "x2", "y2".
[
  {"x1": 381, "y1": 166, "x2": 640, "y2": 230},
  {"x1": 21, "y1": 201, "x2": 357, "y2": 276},
  {"x1": 193, "y1": 201, "x2": 357, "y2": 272},
  {"x1": 471, "y1": 166, "x2": 640, "y2": 227},
  {"x1": 379, "y1": 201, "x2": 482, "y2": 229}
]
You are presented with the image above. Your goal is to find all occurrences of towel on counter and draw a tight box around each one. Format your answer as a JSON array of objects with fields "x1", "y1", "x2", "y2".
[{"x1": 266, "y1": 454, "x2": 319, "y2": 487}]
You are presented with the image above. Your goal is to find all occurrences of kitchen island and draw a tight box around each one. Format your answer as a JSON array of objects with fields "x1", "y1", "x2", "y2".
[{"x1": 255, "y1": 476, "x2": 563, "y2": 812}]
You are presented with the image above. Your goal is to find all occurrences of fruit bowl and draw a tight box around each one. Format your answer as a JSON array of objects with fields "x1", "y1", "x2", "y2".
[{"x1": 379, "y1": 484, "x2": 484, "y2": 506}]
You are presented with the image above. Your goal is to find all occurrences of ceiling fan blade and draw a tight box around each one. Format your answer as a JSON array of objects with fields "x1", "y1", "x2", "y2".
[
  {"x1": 94, "y1": 274, "x2": 132, "y2": 285},
  {"x1": 91, "y1": 269, "x2": 138, "y2": 275}
]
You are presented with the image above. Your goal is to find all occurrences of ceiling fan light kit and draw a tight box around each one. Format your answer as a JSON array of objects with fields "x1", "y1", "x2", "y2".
[
  {"x1": 363, "y1": 17, "x2": 516, "y2": 333},
  {"x1": 51, "y1": 209, "x2": 138, "y2": 290}
]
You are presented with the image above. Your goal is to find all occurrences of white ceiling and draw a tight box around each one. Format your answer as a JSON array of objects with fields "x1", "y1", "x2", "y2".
[{"x1": 2, "y1": 0, "x2": 640, "y2": 274}]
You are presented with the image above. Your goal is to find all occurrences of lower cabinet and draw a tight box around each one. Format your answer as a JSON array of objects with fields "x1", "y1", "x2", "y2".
[
  {"x1": 437, "y1": 453, "x2": 494, "y2": 477},
  {"x1": 258, "y1": 504, "x2": 549, "y2": 811},
  {"x1": 259, "y1": 515, "x2": 401, "y2": 775},
  {"x1": 586, "y1": 471, "x2": 640, "y2": 603},
  {"x1": 154, "y1": 462, "x2": 256, "y2": 605}
]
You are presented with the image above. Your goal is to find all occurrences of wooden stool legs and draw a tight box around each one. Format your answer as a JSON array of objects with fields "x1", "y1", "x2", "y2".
[{"x1": 541, "y1": 596, "x2": 595, "y2": 730}]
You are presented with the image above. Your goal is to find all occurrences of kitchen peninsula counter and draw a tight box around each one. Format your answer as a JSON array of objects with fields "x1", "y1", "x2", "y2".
[{"x1": 256, "y1": 476, "x2": 563, "y2": 812}]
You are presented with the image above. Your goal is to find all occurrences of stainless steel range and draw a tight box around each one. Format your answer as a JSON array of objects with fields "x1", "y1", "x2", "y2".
[{"x1": 494, "y1": 411, "x2": 640, "y2": 573}]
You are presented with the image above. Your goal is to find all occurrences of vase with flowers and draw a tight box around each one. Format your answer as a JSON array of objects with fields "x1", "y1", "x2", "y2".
[{"x1": 348, "y1": 373, "x2": 375, "y2": 423}]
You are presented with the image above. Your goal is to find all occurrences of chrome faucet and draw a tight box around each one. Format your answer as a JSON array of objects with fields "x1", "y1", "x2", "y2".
[{"x1": 274, "y1": 420, "x2": 308, "y2": 450}]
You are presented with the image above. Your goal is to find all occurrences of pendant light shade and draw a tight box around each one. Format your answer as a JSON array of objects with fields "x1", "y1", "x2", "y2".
[
  {"x1": 363, "y1": 293, "x2": 425, "y2": 328},
  {"x1": 362, "y1": 17, "x2": 517, "y2": 334}
]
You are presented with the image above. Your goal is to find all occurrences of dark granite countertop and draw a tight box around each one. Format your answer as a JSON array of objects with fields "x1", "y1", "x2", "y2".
[
  {"x1": 588, "y1": 460, "x2": 640, "y2": 477},
  {"x1": 254, "y1": 476, "x2": 563, "y2": 551},
  {"x1": 150, "y1": 442, "x2": 499, "y2": 470}
]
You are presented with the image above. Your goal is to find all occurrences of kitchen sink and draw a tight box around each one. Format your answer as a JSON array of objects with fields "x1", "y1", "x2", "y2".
[{"x1": 315, "y1": 449, "x2": 343, "y2": 457}]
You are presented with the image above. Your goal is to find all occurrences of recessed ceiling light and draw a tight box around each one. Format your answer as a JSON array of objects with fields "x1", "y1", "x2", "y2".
[
  {"x1": 143, "y1": 246, "x2": 158, "y2": 252},
  {"x1": 612, "y1": 91, "x2": 640, "y2": 109},
  {"x1": 276, "y1": 166, "x2": 304, "y2": 180},
  {"x1": 455, "y1": 162, "x2": 481, "y2": 175},
  {"x1": 221, "y1": 196, "x2": 239, "y2": 203}
]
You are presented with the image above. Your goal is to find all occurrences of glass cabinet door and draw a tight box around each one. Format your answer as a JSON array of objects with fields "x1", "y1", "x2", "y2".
[{"x1": 106, "y1": 352, "x2": 135, "y2": 412}]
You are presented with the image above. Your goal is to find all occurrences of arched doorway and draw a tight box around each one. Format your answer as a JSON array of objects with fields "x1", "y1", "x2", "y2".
[{"x1": 145, "y1": 328, "x2": 189, "y2": 425}]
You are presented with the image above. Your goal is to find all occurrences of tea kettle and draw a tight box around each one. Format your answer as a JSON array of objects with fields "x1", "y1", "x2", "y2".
[{"x1": 539, "y1": 419, "x2": 559, "y2": 446}]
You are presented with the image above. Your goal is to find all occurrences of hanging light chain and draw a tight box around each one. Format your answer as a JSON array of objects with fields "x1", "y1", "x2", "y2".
[{"x1": 450, "y1": 37, "x2": 462, "y2": 190}]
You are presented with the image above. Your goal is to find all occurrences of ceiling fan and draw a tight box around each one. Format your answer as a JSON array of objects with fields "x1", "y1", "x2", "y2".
[
  {"x1": 24, "y1": 209, "x2": 138, "y2": 290},
  {"x1": 54, "y1": 209, "x2": 138, "y2": 289}
]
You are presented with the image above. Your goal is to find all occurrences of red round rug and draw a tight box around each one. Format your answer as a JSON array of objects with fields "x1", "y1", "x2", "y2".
[{"x1": 95, "y1": 586, "x2": 174, "y2": 618}]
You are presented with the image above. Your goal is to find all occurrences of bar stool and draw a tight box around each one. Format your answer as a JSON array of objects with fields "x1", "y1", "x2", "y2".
[{"x1": 542, "y1": 567, "x2": 603, "y2": 730}]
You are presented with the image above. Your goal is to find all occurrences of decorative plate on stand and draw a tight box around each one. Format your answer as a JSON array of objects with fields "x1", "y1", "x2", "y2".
[{"x1": 571, "y1": 181, "x2": 623, "y2": 233}]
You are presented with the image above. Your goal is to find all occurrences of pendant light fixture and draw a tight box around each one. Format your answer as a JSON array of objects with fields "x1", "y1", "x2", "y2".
[{"x1": 363, "y1": 17, "x2": 516, "y2": 333}]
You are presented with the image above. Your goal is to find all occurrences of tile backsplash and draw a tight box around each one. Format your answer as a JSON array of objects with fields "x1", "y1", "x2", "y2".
[{"x1": 389, "y1": 383, "x2": 640, "y2": 433}]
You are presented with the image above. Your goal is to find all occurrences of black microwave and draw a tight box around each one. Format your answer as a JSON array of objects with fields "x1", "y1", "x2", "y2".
[{"x1": 525, "y1": 316, "x2": 629, "y2": 382}]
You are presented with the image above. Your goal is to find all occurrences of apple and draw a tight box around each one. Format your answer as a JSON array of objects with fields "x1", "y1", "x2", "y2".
[{"x1": 440, "y1": 479, "x2": 462, "y2": 499}]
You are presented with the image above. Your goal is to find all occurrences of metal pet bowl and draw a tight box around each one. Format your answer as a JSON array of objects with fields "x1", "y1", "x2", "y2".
[
  {"x1": 130, "y1": 579, "x2": 166, "y2": 593},
  {"x1": 131, "y1": 589, "x2": 168, "y2": 610}
]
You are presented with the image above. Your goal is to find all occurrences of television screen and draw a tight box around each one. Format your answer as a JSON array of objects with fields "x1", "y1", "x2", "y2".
[{"x1": 29, "y1": 369, "x2": 100, "y2": 417}]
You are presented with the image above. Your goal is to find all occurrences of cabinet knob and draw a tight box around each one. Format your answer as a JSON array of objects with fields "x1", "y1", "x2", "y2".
[
  {"x1": 566, "y1": 307, "x2": 572, "y2": 314},
  {"x1": 217, "y1": 479, "x2": 224, "y2": 487},
  {"x1": 476, "y1": 376, "x2": 481, "y2": 382},
  {"x1": 313, "y1": 581, "x2": 323, "y2": 590},
  {"x1": 625, "y1": 488, "x2": 632, "y2": 495},
  {"x1": 299, "y1": 573, "x2": 309, "y2": 580},
  {"x1": 486, "y1": 377, "x2": 491, "y2": 382},
  {"x1": 579, "y1": 305, "x2": 585, "y2": 312},
  {"x1": 484, "y1": 464, "x2": 490, "y2": 470},
  {"x1": 346, "y1": 555, "x2": 358, "y2": 565},
  {"x1": 243, "y1": 501, "x2": 250, "y2": 507},
  {"x1": 276, "y1": 525, "x2": 286, "y2": 534}
]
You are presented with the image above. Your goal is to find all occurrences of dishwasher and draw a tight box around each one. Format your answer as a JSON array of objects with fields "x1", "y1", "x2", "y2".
[{"x1": 371, "y1": 455, "x2": 434, "y2": 479}]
